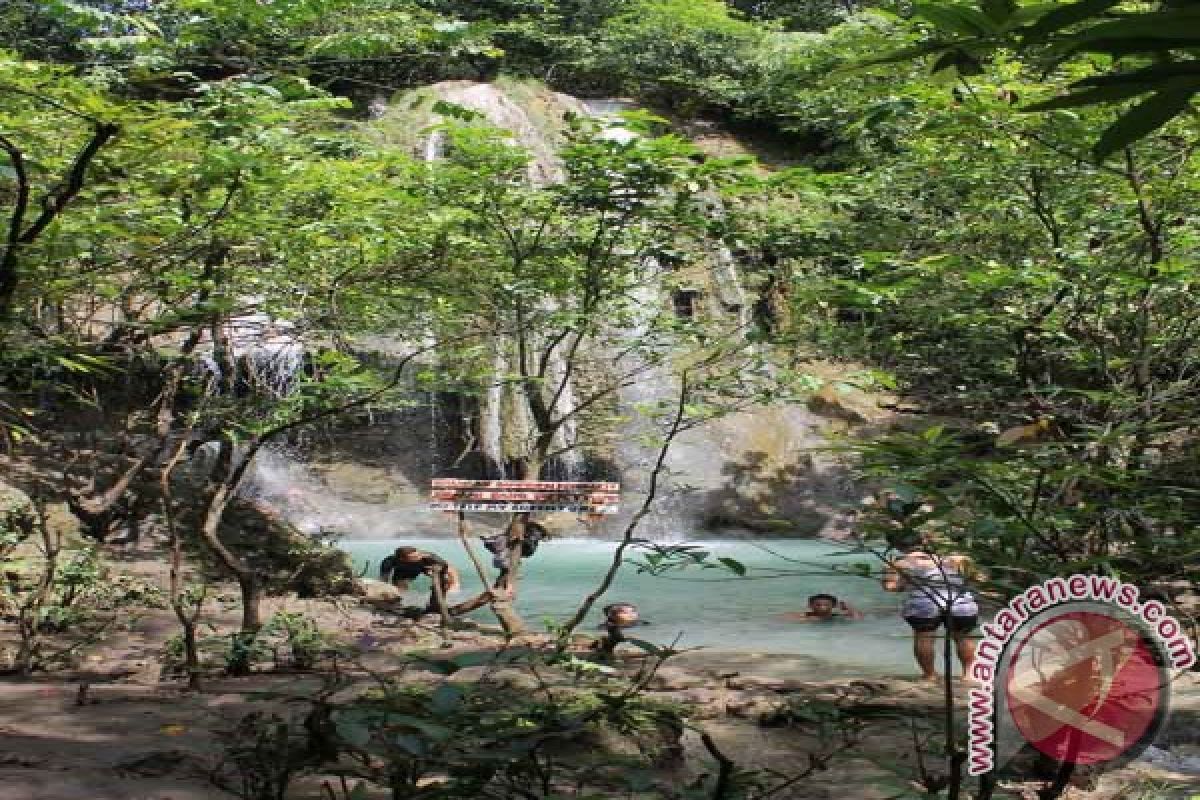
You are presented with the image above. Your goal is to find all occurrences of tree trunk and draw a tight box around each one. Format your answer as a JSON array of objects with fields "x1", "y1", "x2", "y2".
[
  {"x1": 197, "y1": 469, "x2": 262, "y2": 636},
  {"x1": 182, "y1": 618, "x2": 202, "y2": 691},
  {"x1": 239, "y1": 574, "x2": 263, "y2": 634},
  {"x1": 14, "y1": 504, "x2": 59, "y2": 676}
]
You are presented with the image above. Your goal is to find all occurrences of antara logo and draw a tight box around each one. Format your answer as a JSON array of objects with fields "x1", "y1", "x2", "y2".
[{"x1": 967, "y1": 575, "x2": 1196, "y2": 777}]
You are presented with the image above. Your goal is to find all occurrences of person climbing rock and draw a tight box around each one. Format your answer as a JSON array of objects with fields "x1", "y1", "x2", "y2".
[
  {"x1": 481, "y1": 520, "x2": 547, "y2": 586},
  {"x1": 379, "y1": 546, "x2": 460, "y2": 613}
]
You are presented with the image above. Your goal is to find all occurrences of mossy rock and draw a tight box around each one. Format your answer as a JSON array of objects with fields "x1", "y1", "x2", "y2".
[
  {"x1": 195, "y1": 499, "x2": 363, "y2": 597},
  {"x1": 0, "y1": 481, "x2": 36, "y2": 551}
]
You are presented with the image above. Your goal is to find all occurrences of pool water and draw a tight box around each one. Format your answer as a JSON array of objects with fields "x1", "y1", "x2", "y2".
[{"x1": 340, "y1": 538, "x2": 928, "y2": 675}]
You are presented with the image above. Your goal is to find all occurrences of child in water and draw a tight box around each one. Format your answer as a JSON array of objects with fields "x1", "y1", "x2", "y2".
[
  {"x1": 594, "y1": 602, "x2": 648, "y2": 659},
  {"x1": 775, "y1": 593, "x2": 863, "y2": 622}
]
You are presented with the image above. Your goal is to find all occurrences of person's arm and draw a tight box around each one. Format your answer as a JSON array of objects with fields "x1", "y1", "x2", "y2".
[
  {"x1": 379, "y1": 556, "x2": 393, "y2": 583},
  {"x1": 839, "y1": 601, "x2": 864, "y2": 619},
  {"x1": 773, "y1": 611, "x2": 819, "y2": 623},
  {"x1": 882, "y1": 556, "x2": 907, "y2": 592},
  {"x1": 949, "y1": 554, "x2": 984, "y2": 582},
  {"x1": 423, "y1": 555, "x2": 460, "y2": 590}
]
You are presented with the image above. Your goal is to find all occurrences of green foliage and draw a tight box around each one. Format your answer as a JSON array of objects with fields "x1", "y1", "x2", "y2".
[
  {"x1": 263, "y1": 610, "x2": 339, "y2": 669},
  {"x1": 588, "y1": 0, "x2": 766, "y2": 111},
  {"x1": 328, "y1": 657, "x2": 686, "y2": 797},
  {"x1": 860, "y1": 0, "x2": 1200, "y2": 159}
]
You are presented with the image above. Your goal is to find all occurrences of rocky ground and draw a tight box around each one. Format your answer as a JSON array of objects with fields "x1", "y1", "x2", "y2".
[{"x1": 2, "y1": 557, "x2": 1199, "y2": 800}]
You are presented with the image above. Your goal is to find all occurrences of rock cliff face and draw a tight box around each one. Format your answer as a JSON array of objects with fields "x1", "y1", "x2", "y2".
[{"x1": 248, "y1": 79, "x2": 891, "y2": 539}]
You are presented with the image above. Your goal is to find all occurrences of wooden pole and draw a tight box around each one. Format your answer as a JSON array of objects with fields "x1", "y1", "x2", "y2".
[
  {"x1": 457, "y1": 511, "x2": 492, "y2": 588},
  {"x1": 430, "y1": 565, "x2": 451, "y2": 628}
]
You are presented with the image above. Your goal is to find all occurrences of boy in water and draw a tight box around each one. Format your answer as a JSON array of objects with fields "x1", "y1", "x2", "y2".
[
  {"x1": 594, "y1": 602, "x2": 649, "y2": 659},
  {"x1": 776, "y1": 593, "x2": 863, "y2": 622}
]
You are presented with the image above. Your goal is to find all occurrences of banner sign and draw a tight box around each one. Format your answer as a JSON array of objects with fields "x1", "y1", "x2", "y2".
[{"x1": 430, "y1": 479, "x2": 619, "y2": 514}]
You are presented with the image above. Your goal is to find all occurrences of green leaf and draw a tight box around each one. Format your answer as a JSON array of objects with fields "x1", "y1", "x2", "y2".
[
  {"x1": 431, "y1": 100, "x2": 484, "y2": 122},
  {"x1": 845, "y1": 40, "x2": 954, "y2": 72},
  {"x1": 1021, "y1": 83, "x2": 1158, "y2": 111},
  {"x1": 717, "y1": 556, "x2": 747, "y2": 576},
  {"x1": 1068, "y1": 9, "x2": 1200, "y2": 43},
  {"x1": 1074, "y1": 61, "x2": 1200, "y2": 88},
  {"x1": 980, "y1": 0, "x2": 1017, "y2": 25},
  {"x1": 914, "y1": 3, "x2": 997, "y2": 37},
  {"x1": 1092, "y1": 87, "x2": 1197, "y2": 161},
  {"x1": 1021, "y1": 0, "x2": 1123, "y2": 41},
  {"x1": 930, "y1": 48, "x2": 984, "y2": 75}
]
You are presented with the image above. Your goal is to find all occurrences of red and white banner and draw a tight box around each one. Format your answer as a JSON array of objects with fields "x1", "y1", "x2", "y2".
[
  {"x1": 430, "y1": 479, "x2": 620, "y2": 514},
  {"x1": 433, "y1": 479, "x2": 619, "y2": 491}
]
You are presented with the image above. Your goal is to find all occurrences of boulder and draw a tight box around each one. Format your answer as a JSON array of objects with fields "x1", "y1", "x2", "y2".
[
  {"x1": 725, "y1": 692, "x2": 787, "y2": 720},
  {"x1": 209, "y1": 498, "x2": 362, "y2": 597},
  {"x1": 726, "y1": 674, "x2": 787, "y2": 691},
  {"x1": 673, "y1": 687, "x2": 728, "y2": 719},
  {"x1": 488, "y1": 668, "x2": 541, "y2": 691},
  {"x1": 807, "y1": 383, "x2": 883, "y2": 425},
  {"x1": 359, "y1": 579, "x2": 402, "y2": 604},
  {"x1": 0, "y1": 481, "x2": 36, "y2": 555},
  {"x1": 645, "y1": 667, "x2": 710, "y2": 692}
]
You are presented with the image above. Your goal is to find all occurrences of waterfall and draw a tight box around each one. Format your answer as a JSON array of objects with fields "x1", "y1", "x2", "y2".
[
  {"x1": 423, "y1": 129, "x2": 446, "y2": 163},
  {"x1": 611, "y1": 265, "x2": 691, "y2": 540},
  {"x1": 713, "y1": 243, "x2": 752, "y2": 332},
  {"x1": 479, "y1": 346, "x2": 507, "y2": 476},
  {"x1": 545, "y1": 333, "x2": 583, "y2": 478},
  {"x1": 241, "y1": 447, "x2": 440, "y2": 538},
  {"x1": 221, "y1": 83, "x2": 856, "y2": 544},
  {"x1": 367, "y1": 93, "x2": 389, "y2": 120},
  {"x1": 201, "y1": 302, "x2": 307, "y2": 397},
  {"x1": 703, "y1": 195, "x2": 752, "y2": 333},
  {"x1": 428, "y1": 389, "x2": 441, "y2": 476}
]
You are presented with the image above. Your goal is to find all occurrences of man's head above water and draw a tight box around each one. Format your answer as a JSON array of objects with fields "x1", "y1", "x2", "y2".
[
  {"x1": 807, "y1": 593, "x2": 839, "y2": 617},
  {"x1": 393, "y1": 546, "x2": 422, "y2": 561},
  {"x1": 603, "y1": 602, "x2": 640, "y2": 627}
]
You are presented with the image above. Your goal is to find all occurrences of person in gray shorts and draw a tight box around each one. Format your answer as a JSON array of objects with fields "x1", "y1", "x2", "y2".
[{"x1": 883, "y1": 533, "x2": 980, "y2": 683}]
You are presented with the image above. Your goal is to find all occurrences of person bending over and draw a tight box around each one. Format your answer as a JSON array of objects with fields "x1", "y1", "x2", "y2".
[
  {"x1": 777, "y1": 593, "x2": 864, "y2": 622},
  {"x1": 380, "y1": 546, "x2": 461, "y2": 613}
]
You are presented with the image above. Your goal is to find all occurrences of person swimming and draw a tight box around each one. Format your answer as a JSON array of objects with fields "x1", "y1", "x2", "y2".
[
  {"x1": 776, "y1": 593, "x2": 864, "y2": 623},
  {"x1": 594, "y1": 602, "x2": 649, "y2": 658}
]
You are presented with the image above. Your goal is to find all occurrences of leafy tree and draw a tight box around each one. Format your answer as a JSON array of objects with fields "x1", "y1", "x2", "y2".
[
  {"x1": 863, "y1": 0, "x2": 1200, "y2": 159},
  {"x1": 589, "y1": 0, "x2": 766, "y2": 113}
]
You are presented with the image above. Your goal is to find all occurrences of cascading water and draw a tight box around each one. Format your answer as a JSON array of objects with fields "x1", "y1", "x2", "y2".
[
  {"x1": 479, "y1": 347, "x2": 507, "y2": 477},
  {"x1": 545, "y1": 333, "x2": 583, "y2": 479},
  {"x1": 226, "y1": 82, "x2": 858, "y2": 546},
  {"x1": 423, "y1": 129, "x2": 446, "y2": 163},
  {"x1": 610, "y1": 266, "x2": 692, "y2": 540},
  {"x1": 243, "y1": 448, "x2": 444, "y2": 537}
]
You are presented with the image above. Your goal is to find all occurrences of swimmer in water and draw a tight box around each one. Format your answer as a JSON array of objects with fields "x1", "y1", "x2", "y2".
[
  {"x1": 776, "y1": 593, "x2": 864, "y2": 622},
  {"x1": 594, "y1": 602, "x2": 649, "y2": 659}
]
